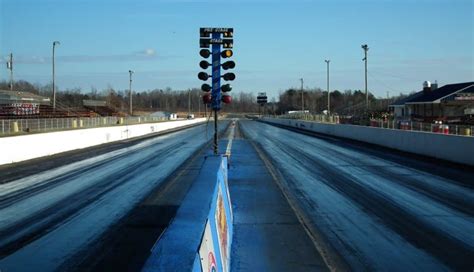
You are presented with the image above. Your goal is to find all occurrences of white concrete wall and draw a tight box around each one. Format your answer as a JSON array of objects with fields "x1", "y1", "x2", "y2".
[
  {"x1": 263, "y1": 117, "x2": 474, "y2": 166},
  {"x1": 0, "y1": 118, "x2": 206, "y2": 165}
]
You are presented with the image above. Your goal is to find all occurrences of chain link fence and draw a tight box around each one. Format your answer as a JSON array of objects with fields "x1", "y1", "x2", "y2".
[{"x1": 1, "y1": 116, "x2": 169, "y2": 136}]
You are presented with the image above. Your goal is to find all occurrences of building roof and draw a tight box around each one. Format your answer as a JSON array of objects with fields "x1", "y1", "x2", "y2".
[
  {"x1": 405, "y1": 82, "x2": 474, "y2": 104},
  {"x1": 389, "y1": 91, "x2": 424, "y2": 107},
  {"x1": 390, "y1": 82, "x2": 474, "y2": 106},
  {"x1": 0, "y1": 90, "x2": 51, "y2": 105}
]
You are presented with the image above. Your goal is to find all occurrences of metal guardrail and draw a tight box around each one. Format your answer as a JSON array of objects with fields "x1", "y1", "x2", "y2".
[
  {"x1": 274, "y1": 114, "x2": 474, "y2": 137},
  {"x1": 368, "y1": 119, "x2": 474, "y2": 136},
  {"x1": 0, "y1": 116, "x2": 170, "y2": 136}
]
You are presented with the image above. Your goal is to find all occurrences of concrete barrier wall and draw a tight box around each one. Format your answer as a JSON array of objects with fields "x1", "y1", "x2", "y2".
[
  {"x1": 263, "y1": 117, "x2": 474, "y2": 166},
  {"x1": 0, "y1": 118, "x2": 206, "y2": 165},
  {"x1": 142, "y1": 156, "x2": 233, "y2": 272}
]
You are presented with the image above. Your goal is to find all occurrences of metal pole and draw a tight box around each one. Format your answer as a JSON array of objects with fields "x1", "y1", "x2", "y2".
[
  {"x1": 8, "y1": 53, "x2": 13, "y2": 91},
  {"x1": 362, "y1": 44, "x2": 369, "y2": 111},
  {"x1": 129, "y1": 70, "x2": 133, "y2": 115},
  {"x1": 211, "y1": 32, "x2": 221, "y2": 155},
  {"x1": 198, "y1": 95, "x2": 201, "y2": 118},
  {"x1": 52, "y1": 41, "x2": 60, "y2": 111},
  {"x1": 214, "y1": 110, "x2": 218, "y2": 154},
  {"x1": 300, "y1": 78, "x2": 304, "y2": 113},
  {"x1": 188, "y1": 89, "x2": 191, "y2": 116},
  {"x1": 325, "y1": 60, "x2": 330, "y2": 114}
]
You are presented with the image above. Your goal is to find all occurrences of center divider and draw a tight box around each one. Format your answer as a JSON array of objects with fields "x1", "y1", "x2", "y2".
[{"x1": 142, "y1": 155, "x2": 233, "y2": 272}]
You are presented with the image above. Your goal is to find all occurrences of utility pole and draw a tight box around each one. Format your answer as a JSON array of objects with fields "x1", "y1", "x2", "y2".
[
  {"x1": 361, "y1": 44, "x2": 369, "y2": 111},
  {"x1": 7, "y1": 53, "x2": 13, "y2": 91},
  {"x1": 325, "y1": 59, "x2": 330, "y2": 114},
  {"x1": 129, "y1": 70, "x2": 134, "y2": 115},
  {"x1": 198, "y1": 95, "x2": 201, "y2": 118},
  {"x1": 387, "y1": 91, "x2": 390, "y2": 110},
  {"x1": 52, "y1": 41, "x2": 60, "y2": 111},
  {"x1": 188, "y1": 89, "x2": 191, "y2": 116},
  {"x1": 300, "y1": 78, "x2": 304, "y2": 113}
]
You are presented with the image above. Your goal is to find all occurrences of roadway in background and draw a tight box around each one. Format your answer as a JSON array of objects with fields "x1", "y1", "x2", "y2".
[{"x1": 240, "y1": 119, "x2": 474, "y2": 271}]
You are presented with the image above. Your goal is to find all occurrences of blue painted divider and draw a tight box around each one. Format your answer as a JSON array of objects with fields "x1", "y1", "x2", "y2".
[{"x1": 142, "y1": 155, "x2": 233, "y2": 272}]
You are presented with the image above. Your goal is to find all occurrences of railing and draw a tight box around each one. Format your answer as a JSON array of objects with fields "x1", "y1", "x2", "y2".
[
  {"x1": 273, "y1": 114, "x2": 474, "y2": 137},
  {"x1": 368, "y1": 119, "x2": 473, "y2": 136},
  {"x1": 276, "y1": 113, "x2": 341, "y2": 124},
  {"x1": 0, "y1": 116, "x2": 169, "y2": 136}
]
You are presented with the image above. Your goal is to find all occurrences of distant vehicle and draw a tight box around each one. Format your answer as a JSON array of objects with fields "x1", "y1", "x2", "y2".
[{"x1": 187, "y1": 114, "x2": 195, "y2": 119}]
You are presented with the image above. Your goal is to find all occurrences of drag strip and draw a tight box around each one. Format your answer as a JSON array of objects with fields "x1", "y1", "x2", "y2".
[
  {"x1": 0, "y1": 122, "x2": 226, "y2": 271},
  {"x1": 240, "y1": 120, "x2": 474, "y2": 271}
]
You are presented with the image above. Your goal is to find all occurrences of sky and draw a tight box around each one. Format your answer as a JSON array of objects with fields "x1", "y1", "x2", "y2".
[{"x1": 0, "y1": 0, "x2": 473, "y2": 99}]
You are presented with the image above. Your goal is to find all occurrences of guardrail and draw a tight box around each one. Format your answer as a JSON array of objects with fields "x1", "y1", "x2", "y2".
[
  {"x1": 368, "y1": 119, "x2": 473, "y2": 136},
  {"x1": 0, "y1": 118, "x2": 206, "y2": 165},
  {"x1": 263, "y1": 117, "x2": 474, "y2": 166},
  {"x1": 142, "y1": 155, "x2": 233, "y2": 272},
  {"x1": 0, "y1": 116, "x2": 172, "y2": 136},
  {"x1": 273, "y1": 114, "x2": 473, "y2": 137}
]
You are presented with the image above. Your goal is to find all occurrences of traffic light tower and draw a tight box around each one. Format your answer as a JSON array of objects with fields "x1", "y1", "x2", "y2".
[
  {"x1": 257, "y1": 92, "x2": 268, "y2": 117},
  {"x1": 198, "y1": 27, "x2": 235, "y2": 154}
]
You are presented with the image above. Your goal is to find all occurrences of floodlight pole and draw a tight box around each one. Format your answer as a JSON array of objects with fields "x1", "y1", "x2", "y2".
[
  {"x1": 188, "y1": 89, "x2": 191, "y2": 115},
  {"x1": 325, "y1": 59, "x2": 330, "y2": 114},
  {"x1": 129, "y1": 70, "x2": 134, "y2": 115},
  {"x1": 300, "y1": 78, "x2": 304, "y2": 112},
  {"x1": 52, "y1": 41, "x2": 60, "y2": 111},
  {"x1": 198, "y1": 95, "x2": 201, "y2": 118},
  {"x1": 362, "y1": 44, "x2": 369, "y2": 111},
  {"x1": 8, "y1": 53, "x2": 13, "y2": 92}
]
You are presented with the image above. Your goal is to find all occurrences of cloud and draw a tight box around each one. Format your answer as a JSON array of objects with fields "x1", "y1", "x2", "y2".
[
  {"x1": 1, "y1": 55, "x2": 47, "y2": 64},
  {"x1": 2, "y1": 49, "x2": 180, "y2": 64},
  {"x1": 141, "y1": 48, "x2": 156, "y2": 56}
]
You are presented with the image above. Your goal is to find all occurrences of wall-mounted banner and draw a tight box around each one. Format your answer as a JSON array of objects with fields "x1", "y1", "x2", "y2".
[
  {"x1": 199, "y1": 220, "x2": 218, "y2": 272},
  {"x1": 193, "y1": 156, "x2": 233, "y2": 272},
  {"x1": 215, "y1": 185, "x2": 230, "y2": 271}
]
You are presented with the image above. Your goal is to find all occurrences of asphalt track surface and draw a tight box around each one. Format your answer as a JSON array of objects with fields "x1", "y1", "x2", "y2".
[
  {"x1": 0, "y1": 122, "x2": 225, "y2": 271},
  {"x1": 240, "y1": 120, "x2": 474, "y2": 271}
]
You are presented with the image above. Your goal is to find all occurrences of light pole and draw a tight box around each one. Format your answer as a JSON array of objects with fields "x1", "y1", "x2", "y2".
[
  {"x1": 361, "y1": 44, "x2": 369, "y2": 111},
  {"x1": 325, "y1": 59, "x2": 330, "y2": 115},
  {"x1": 7, "y1": 53, "x2": 13, "y2": 91},
  {"x1": 52, "y1": 41, "x2": 60, "y2": 111},
  {"x1": 188, "y1": 89, "x2": 191, "y2": 116},
  {"x1": 198, "y1": 94, "x2": 201, "y2": 118},
  {"x1": 129, "y1": 70, "x2": 134, "y2": 115},
  {"x1": 300, "y1": 78, "x2": 304, "y2": 113}
]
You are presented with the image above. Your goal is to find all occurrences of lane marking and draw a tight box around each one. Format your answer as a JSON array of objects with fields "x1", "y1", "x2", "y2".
[{"x1": 225, "y1": 120, "x2": 236, "y2": 157}]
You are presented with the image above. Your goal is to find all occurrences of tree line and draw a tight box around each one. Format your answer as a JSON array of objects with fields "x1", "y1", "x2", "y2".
[
  {"x1": 0, "y1": 80, "x2": 260, "y2": 114},
  {"x1": 275, "y1": 88, "x2": 408, "y2": 117},
  {"x1": 0, "y1": 80, "x2": 408, "y2": 116}
]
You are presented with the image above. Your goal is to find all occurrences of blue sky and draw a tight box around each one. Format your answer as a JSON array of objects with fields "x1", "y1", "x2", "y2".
[{"x1": 0, "y1": 0, "x2": 473, "y2": 99}]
